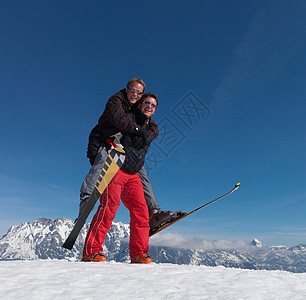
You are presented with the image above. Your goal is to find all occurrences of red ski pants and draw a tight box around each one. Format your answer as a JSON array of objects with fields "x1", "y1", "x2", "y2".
[{"x1": 83, "y1": 169, "x2": 149, "y2": 258}]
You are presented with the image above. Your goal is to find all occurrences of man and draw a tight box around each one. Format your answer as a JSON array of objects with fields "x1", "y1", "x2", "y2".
[
  {"x1": 82, "y1": 94, "x2": 159, "y2": 263},
  {"x1": 79, "y1": 78, "x2": 172, "y2": 229}
]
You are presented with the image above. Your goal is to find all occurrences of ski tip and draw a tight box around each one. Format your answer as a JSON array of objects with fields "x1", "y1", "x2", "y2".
[{"x1": 235, "y1": 182, "x2": 241, "y2": 188}]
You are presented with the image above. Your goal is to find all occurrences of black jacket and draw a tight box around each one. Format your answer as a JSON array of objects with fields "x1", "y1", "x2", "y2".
[
  {"x1": 87, "y1": 89, "x2": 158, "y2": 160},
  {"x1": 120, "y1": 109, "x2": 155, "y2": 174}
]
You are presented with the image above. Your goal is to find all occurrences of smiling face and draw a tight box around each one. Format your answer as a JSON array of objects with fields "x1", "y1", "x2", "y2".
[
  {"x1": 125, "y1": 82, "x2": 144, "y2": 105},
  {"x1": 139, "y1": 96, "x2": 157, "y2": 118}
]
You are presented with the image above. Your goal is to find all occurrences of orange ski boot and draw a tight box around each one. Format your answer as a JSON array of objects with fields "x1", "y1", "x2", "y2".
[
  {"x1": 82, "y1": 252, "x2": 106, "y2": 262},
  {"x1": 131, "y1": 254, "x2": 152, "y2": 264}
]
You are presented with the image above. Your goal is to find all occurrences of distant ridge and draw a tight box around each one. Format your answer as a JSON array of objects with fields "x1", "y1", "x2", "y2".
[{"x1": 1, "y1": 217, "x2": 306, "y2": 273}]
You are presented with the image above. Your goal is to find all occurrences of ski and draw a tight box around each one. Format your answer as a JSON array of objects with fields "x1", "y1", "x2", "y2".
[
  {"x1": 62, "y1": 147, "x2": 125, "y2": 250},
  {"x1": 149, "y1": 183, "x2": 240, "y2": 237}
]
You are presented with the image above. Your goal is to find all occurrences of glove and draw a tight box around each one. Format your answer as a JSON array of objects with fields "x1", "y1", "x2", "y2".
[{"x1": 139, "y1": 126, "x2": 153, "y2": 145}]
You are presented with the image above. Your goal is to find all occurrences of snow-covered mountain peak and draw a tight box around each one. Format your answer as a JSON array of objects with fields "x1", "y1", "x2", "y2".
[
  {"x1": 250, "y1": 238, "x2": 264, "y2": 247},
  {"x1": 0, "y1": 217, "x2": 130, "y2": 261},
  {"x1": 1, "y1": 218, "x2": 306, "y2": 273},
  {"x1": 289, "y1": 244, "x2": 306, "y2": 252}
]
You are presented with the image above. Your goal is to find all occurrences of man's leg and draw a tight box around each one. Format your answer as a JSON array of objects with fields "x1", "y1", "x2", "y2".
[
  {"x1": 138, "y1": 166, "x2": 173, "y2": 229},
  {"x1": 121, "y1": 173, "x2": 150, "y2": 259},
  {"x1": 78, "y1": 144, "x2": 109, "y2": 217},
  {"x1": 137, "y1": 166, "x2": 160, "y2": 216},
  {"x1": 83, "y1": 170, "x2": 124, "y2": 257}
]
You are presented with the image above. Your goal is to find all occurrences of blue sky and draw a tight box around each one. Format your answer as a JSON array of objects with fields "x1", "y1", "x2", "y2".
[{"x1": 1, "y1": 0, "x2": 305, "y2": 247}]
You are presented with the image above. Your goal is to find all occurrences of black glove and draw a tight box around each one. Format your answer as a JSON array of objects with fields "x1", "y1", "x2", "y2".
[{"x1": 138, "y1": 126, "x2": 153, "y2": 145}]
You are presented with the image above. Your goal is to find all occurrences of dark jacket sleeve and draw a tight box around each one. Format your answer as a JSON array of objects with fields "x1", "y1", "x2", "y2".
[
  {"x1": 105, "y1": 93, "x2": 141, "y2": 134},
  {"x1": 87, "y1": 91, "x2": 141, "y2": 160},
  {"x1": 147, "y1": 118, "x2": 158, "y2": 140},
  {"x1": 119, "y1": 112, "x2": 149, "y2": 174}
]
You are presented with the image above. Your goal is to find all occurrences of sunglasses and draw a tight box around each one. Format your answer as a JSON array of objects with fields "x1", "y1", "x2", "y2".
[
  {"x1": 129, "y1": 88, "x2": 143, "y2": 95},
  {"x1": 143, "y1": 100, "x2": 157, "y2": 109}
]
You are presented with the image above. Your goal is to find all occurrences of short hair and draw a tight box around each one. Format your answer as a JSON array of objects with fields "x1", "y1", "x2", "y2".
[
  {"x1": 126, "y1": 78, "x2": 146, "y2": 92},
  {"x1": 139, "y1": 93, "x2": 158, "y2": 108}
]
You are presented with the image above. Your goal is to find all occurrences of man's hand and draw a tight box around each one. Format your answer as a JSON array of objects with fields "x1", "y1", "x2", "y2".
[{"x1": 138, "y1": 126, "x2": 153, "y2": 145}]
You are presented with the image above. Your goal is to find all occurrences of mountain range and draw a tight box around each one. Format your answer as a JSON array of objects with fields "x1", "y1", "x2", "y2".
[{"x1": 1, "y1": 217, "x2": 305, "y2": 273}]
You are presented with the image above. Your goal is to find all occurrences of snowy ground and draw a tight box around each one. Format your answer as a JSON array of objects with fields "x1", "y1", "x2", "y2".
[{"x1": 1, "y1": 260, "x2": 306, "y2": 300}]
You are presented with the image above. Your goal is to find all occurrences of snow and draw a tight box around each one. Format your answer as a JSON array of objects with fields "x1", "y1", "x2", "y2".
[{"x1": 1, "y1": 260, "x2": 306, "y2": 300}]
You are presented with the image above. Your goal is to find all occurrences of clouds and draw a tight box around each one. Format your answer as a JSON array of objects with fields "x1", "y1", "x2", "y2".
[
  {"x1": 213, "y1": 1, "x2": 306, "y2": 109},
  {"x1": 0, "y1": 174, "x2": 78, "y2": 236},
  {"x1": 150, "y1": 232, "x2": 249, "y2": 250}
]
